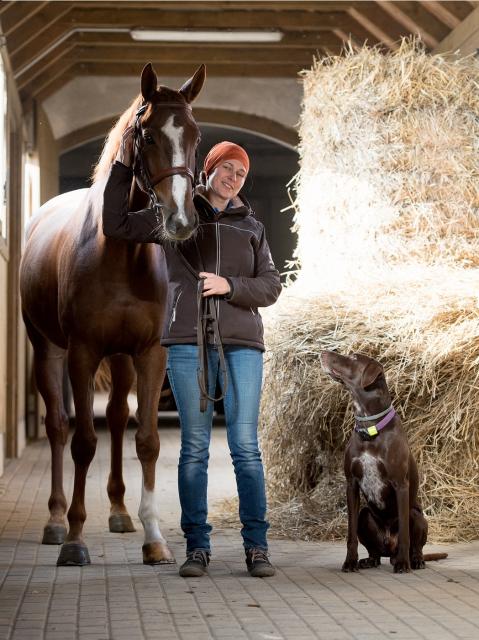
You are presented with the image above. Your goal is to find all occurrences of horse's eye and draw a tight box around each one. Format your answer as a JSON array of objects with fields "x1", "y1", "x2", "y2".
[{"x1": 143, "y1": 132, "x2": 155, "y2": 145}]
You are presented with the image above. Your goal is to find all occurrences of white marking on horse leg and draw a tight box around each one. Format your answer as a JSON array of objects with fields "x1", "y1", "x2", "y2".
[
  {"x1": 138, "y1": 484, "x2": 166, "y2": 544},
  {"x1": 161, "y1": 115, "x2": 188, "y2": 225}
]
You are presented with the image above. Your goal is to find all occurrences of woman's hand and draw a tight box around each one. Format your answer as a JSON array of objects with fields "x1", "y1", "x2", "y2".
[
  {"x1": 115, "y1": 125, "x2": 135, "y2": 167},
  {"x1": 199, "y1": 272, "x2": 231, "y2": 296}
]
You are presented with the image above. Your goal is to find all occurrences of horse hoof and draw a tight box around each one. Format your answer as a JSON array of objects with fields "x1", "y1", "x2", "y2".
[
  {"x1": 109, "y1": 514, "x2": 136, "y2": 533},
  {"x1": 57, "y1": 542, "x2": 91, "y2": 566},
  {"x1": 42, "y1": 523, "x2": 67, "y2": 545},
  {"x1": 142, "y1": 542, "x2": 176, "y2": 565}
]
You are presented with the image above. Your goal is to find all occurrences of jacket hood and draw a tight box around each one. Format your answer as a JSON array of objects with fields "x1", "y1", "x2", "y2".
[{"x1": 194, "y1": 185, "x2": 254, "y2": 220}]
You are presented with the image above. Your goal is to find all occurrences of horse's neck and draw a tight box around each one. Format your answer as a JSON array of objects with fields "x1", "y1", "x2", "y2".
[{"x1": 129, "y1": 180, "x2": 150, "y2": 211}]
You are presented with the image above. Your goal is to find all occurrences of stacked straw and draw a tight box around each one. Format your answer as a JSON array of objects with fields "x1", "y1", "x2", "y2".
[{"x1": 214, "y1": 40, "x2": 479, "y2": 542}]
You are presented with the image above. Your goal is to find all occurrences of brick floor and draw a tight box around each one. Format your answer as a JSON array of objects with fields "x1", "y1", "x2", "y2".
[{"x1": 0, "y1": 424, "x2": 478, "y2": 640}]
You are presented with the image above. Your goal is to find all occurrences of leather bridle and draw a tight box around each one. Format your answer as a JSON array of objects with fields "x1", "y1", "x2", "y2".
[{"x1": 133, "y1": 102, "x2": 199, "y2": 212}]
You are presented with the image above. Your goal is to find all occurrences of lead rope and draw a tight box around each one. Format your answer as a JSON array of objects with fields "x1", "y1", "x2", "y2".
[
  {"x1": 176, "y1": 249, "x2": 228, "y2": 413},
  {"x1": 196, "y1": 278, "x2": 228, "y2": 412}
]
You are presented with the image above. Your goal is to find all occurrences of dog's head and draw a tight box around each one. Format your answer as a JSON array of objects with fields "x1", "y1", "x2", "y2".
[{"x1": 320, "y1": 350, "x2": 390, "y2": 415}]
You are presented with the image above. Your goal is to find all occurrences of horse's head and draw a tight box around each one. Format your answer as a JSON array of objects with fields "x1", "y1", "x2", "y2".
[{"x1": 133, "y1": 63, "x2": 205, "y2": 241}]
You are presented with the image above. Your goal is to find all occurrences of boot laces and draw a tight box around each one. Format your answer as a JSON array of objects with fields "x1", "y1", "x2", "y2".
[
  {"x1": 249, "y1": 548, "x2": 269, "y2": 563},
  {"x1": 188, "y1": 549, "x2": 209, "y2": 565}
]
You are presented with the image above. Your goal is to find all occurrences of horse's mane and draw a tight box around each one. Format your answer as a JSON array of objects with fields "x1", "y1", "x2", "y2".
[{"x1": 92, "y1": 93, "x2": 143, "y2": 183}]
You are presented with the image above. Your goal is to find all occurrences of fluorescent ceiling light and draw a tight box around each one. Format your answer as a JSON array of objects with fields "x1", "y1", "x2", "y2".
[{"x1": 130, "y1": 29, "x2": 283, "y2": 43}]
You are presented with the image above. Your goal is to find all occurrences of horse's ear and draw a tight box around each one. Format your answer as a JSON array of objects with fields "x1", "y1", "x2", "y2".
[
  {"x1": 141, "y1": 63, "x2": 158, "y2": 101},
  {"x1": 360, "y1": 360, "x2": 383, "y2": 388},
  {"x1": 179, "y1": 64, "x2": 206, "y2": 104}
]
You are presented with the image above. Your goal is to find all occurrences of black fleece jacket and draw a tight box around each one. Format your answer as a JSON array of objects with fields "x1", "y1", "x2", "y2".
[{"x1": 102, "y1": 161, "x2": 282, "y2": 351}]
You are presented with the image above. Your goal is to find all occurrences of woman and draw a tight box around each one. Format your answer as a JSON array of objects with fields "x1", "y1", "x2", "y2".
[{"x1": 103, "y1": 132, "x2": 281, "y2": 578}]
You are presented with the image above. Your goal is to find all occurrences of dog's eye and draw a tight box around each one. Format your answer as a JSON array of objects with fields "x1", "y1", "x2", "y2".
[{"x1": 143, "y1": 132, "x2": 155, "y2": 145}]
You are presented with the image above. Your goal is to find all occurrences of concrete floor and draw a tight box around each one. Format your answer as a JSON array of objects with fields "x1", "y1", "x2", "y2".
[{"x1": 1, "y1": 424, "x2": 478, "y2": 640}]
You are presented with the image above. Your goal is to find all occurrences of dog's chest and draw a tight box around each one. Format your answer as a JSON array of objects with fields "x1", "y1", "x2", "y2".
[{"x1": 353, "y1": 452, "x2": 386, "y2": 509}]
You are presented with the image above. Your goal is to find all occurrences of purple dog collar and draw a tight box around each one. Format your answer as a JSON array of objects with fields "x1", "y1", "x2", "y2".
[{"x1": 354, "y1": 407, "x2": 396, "y2": 440}]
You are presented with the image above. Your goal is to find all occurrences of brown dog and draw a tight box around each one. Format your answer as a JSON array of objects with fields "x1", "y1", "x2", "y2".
[{"x1": 320, "y1": 351, "x2": 447, "y2": 573}]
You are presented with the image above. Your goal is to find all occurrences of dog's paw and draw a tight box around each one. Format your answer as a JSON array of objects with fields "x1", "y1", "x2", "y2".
[
  {"x1": 342, "y1": 558, "x2": 359, "y2": 572},
  {"x1": 411, "y1": 557, "x2": 425, "y2": 570},
  {"x1": 358, "y1": 556, "x2": 381, "y2": 569},
  {"x1": 393, "y1": 559, "x2": 411, "y2": 574}
]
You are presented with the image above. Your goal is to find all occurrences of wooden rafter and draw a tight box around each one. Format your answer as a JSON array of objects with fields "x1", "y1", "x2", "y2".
[
  {"x1": 433, "y1": 4, "x2": 479, "y2": 55},
  {"x1": 2, "y1": 0, "x2": 477, "y2": 106}
]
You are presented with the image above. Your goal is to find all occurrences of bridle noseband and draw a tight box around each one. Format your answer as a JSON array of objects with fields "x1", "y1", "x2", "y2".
[{"x1": 133, "y1": 102, "x2": 199, "y2": 212}]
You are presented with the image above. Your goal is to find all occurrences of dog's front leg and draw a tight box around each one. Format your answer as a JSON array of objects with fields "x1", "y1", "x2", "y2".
[
  {"x1": 342, "y1": 479, "x2": 360, "y2": 572},
  {"x1": 394, "y1": 482, "x2": 411, "y2": 573}
]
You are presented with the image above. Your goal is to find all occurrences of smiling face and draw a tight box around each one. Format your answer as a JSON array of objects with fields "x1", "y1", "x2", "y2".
[{"x1": 205, "y1": 158, "x2": 247, "y2": 209}]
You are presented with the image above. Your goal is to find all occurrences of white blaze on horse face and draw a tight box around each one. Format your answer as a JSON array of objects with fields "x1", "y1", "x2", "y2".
[
  {"x1": 138, "y1": 484, "x2": 166, "y2": 544},
  {"x1": 161, "y1": 115, "x2": 188, "y2": 224}
]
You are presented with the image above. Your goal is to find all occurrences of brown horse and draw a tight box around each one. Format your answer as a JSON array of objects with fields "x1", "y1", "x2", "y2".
[{"x1": 20, "y1": 63, "x2": 205, "y2": 566}]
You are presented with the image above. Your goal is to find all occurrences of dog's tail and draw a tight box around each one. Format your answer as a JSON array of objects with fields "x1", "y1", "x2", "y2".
[{"x1": 423, "y1": 553, "x2": 448, "y2": 561}]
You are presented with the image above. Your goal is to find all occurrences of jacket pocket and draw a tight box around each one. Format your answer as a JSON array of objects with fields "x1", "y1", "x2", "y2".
[{"x1": 168, "y1": 289, "x2": 183, "y2": 330}]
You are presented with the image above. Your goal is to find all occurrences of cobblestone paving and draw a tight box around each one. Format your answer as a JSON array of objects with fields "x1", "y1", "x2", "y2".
[{"x1": 0, "y1": 425, "x2": 478, "y2": 640}]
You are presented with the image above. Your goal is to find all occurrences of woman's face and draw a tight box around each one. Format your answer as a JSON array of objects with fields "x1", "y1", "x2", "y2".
[{"x1": 206, "y1": 159, "x2": 247, "y2": 201}]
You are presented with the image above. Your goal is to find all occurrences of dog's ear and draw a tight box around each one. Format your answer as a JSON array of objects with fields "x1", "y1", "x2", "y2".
[{"x1": 361, "y1": 361, "x2": 383, "y2": 388}]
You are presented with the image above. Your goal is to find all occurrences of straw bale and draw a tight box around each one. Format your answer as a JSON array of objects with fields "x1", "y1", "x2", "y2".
[{"x1": 213, "y1": 40, "x2": 479, "y2": 543}]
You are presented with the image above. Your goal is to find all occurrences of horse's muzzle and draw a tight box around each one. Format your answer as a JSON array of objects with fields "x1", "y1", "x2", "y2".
[{"x1": 165, "y1": 211, "x2": 197, "y2": 241}]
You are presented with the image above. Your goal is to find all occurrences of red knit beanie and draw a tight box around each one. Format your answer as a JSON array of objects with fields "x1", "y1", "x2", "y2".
[{"x1": 203, "y1": 141, "x2": 250, "y2": 176}]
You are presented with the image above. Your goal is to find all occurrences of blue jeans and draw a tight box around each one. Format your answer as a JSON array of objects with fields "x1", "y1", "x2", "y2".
[{"x1": 167, "y1": 344, "x2": 269, "y2": 553}]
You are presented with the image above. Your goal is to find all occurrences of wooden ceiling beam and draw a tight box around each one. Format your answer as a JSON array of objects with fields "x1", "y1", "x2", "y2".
[
  {"x1": 73, "y1": 44, "x2": 321, "y2": 65},
  {"x1": 438, "y1": 2, "x2": 479, "y2": 23},
  {"x1": 20, "y1": 57, "x2": 75, "y2": 103},
  {"x1": 22, "y1": 53, "x2": 316, "y2": 106},
  {"x1": 0, "y1": 1, "x2": 50, "y2": 35},
  {"x1": 24, "y1": 71, "x2": 76, "y2": 112},
  {"x1": 433, "y1": 4, "x2": 479, "y2": 55},
  {"x1": 74, "y1": 60, "x2": 318, "y2": 78},
  {"x1": 70, "y1": 2, "x2": 350, "y2": 11},
  {"x1": 14, "y1": 30, "x2": 344, "y2": 87},
  {"x1": 7, "y1": 3, "x2": 73, "y2": 56},
  {"x1": 0, "y1": 2, "x2": 14, "y2": 17},
  {"x1": 10, "y1": 19, "x2": 80, "y2": 74},
  {"x1": 377, "y1": 2, "x2": 449, "y2": 48},
  {"x1": 8, "y1": 7, "x2": 349, "y2": 74},
  {"x1": 347, "y1": 3, "x2": 403, "y2": 48},
  {"x1": 421, "y1": 1, "x2": 461, "y2": 30},
  {"x1": 56, "y1": 7, "x2": 350, "y2": 31},
  {"x1": 15, "y1": 36, "x2": 79, "y2": 90}
]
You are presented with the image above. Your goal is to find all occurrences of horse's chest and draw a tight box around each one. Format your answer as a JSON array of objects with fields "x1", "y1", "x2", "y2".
[{"x1": 352, "y1": 452, "x2": 387, "y2": 509}]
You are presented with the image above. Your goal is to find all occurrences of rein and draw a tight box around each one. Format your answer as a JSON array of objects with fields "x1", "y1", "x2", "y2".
[
  {"x1": 176, "y1": 248, "x2": 229, "y2": 414},
  {"x1": 354, "y1": 405, "x2": 395, "y2": 441}
]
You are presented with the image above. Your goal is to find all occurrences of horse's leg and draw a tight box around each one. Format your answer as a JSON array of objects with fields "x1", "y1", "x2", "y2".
[
  {"x1": 134, "y1": 341, "x2": 175, "y2": 564},
  {"x1": 57, "y1": 342, "x2": 101, "y2": 566},
  {"x1": 106, "y1": 354, "x2": 136, "y2": 533},
  {"x1": 24, "y1": 317, "x2": 69, "y2": 544}
]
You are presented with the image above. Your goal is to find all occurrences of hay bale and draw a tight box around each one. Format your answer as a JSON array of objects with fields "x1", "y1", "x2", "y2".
[{"x1": 259, "y1": 40, "x2": 479, "y2": 543}]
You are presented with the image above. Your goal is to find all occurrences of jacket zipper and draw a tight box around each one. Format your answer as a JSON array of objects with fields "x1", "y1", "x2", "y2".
[{"x1": 168, "y1": 290, "x2": 182, "y2": 330}]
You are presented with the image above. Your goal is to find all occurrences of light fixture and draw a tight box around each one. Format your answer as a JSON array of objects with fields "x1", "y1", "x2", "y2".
[{"x1": 130, "y1": 29, "x2": 283, "y2": 43}]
